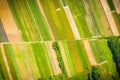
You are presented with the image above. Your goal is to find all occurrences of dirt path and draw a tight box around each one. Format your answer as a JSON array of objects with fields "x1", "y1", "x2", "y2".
[
  {"x1": 46, "y1": 42, "x2": 61, "y2": 75},
  {"x1": 83, "y1": 40, "x2": 97, "y2": 65},
  {"x1": 60, "y1": 0, "x2": 81, "y2": 40},
  {"x1": 0, "y1": 0, "x2": 23, "y2": 42},
  {"x1": 100, "y1": 0, "x2": 119, "y2": 36},
  {"x1": 96, "y1": 0, "x2": 113, "y2": 35},
  {"x1": 37, "y1": 0, "x2": 55, "y2": 40},
  {"x1": 58, "y1": 41, "x2": 72, "y2": 77},
  {"x1": 0, "y1": 44, "x2": 13, "y2": 80}
]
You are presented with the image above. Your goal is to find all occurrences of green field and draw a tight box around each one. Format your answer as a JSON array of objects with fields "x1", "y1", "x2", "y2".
[
  {"x1": 0, "y1": 39, "x2": 119, "y2": 79},
  {"x1": 0, "y1": 0, "x2": 120, "y2": 80},
  {"x1": 7, "y1": 0, "x2": 52, "y2": 41}
]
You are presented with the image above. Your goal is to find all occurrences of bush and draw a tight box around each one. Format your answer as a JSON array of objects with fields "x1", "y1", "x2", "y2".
[
  {"x1": 52, "y1": 42, "x2": 67, "y2": 75},
  {"x1": 87, "y1": 66, "x2": 100, "y2": 80}
]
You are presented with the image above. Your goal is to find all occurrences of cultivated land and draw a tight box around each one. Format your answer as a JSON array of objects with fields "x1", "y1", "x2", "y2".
[
  {"x1": 0, "y1": 0, "x2": 120, "y2": 80},
  {"x1": 0, "y1": 0, "x2": 22, "y2": 42}
]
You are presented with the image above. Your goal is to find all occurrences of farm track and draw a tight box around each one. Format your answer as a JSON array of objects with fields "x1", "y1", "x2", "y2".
[
  {"x1": 0, "y1": 35, "x2": 120, "y2": 44},
  {"x1": 83, "y1": 40, "x2": 97, "y2": 65},
  {"x1": 100, "y1": 0, "x2": 119, "y2": 36},
  {"x1": 95, "y1": 0, "x2": 112, "y2": 36},
  {"x1": 62, "y1": 5, "x2": 81, "y2": 40}
]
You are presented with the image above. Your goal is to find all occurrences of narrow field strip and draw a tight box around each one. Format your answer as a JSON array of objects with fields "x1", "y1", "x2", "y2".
[
  {"x1": 0, "y1": 45, "x2": 12, "y2": 80},
  {"x1": 83, "y1": 40, "x2": 97, "y2": 65},
  {"x1": 37, "y1": 0, "x2": 55, "y2": 40},
  {"x1": 0, "y1": 0, "x2": 22, "y2": 42},
  {"x1": 58, "y1": 41, "x2": 72, "y2": 77},
  {"x1": 62, "y1": 5, "x2": 81, "y2": 40},
  {"x1": 46, "y1": 42, "x2": 62, "y2": 75}
]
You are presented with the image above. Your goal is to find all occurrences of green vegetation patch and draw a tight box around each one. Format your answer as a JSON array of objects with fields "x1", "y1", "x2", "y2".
[
  {"x1": 107, "y1": 37, "x2": 120, "y2": 77},
  {"x1": 52, "y1": 42, "x2": 67, "y2": 75},
  {"x1": 32, "y1": 43, "x2": 52, "y2": 79},
  {"x1": 107, "y1": 0, "x2": 115, "y2": 11}
]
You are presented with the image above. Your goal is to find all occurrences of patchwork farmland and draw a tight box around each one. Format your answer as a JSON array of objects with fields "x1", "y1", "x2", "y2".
[{"x1": 0, "y1": 0, "x2": 120, "y2": 80}]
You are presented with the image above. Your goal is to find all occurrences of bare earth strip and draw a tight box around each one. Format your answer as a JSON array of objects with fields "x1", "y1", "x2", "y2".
[
  {"x1": 37, "y1": 0, "x2": 55, "y2": 40},
  {"x1": 58, "y1": 41, "x2": 72, "y2": 77},
  {"x1": 83, "y1": 40, "x2": 97, "y2": 65},
  {"x1": 0, "y1": 0, "x2": 23, "y2": 42},
  {"x1": 46, "y1": 42, "x2": 61, "y2": 75},
  {"x1": 100, "y1": 0, "x2": 119, "y2": 36},
  {"x1": 60, "y1": 0, "x2": 81, "y2": 40},
  {"x1": 97, "y1": 0, "x2": 113, "y2": 35},
  {"x1": 0, "y1": 44, "x2": 13, "y2": 80}
]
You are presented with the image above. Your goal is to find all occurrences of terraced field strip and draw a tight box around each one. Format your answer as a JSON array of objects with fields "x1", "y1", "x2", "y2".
[
  {"x1": 0, "y1": 44, "x2": 12, "y2": 80},
  {"x1": 67, "y1": 41, "x2": 83, "y2": 73},
  {"x1": 88, "y1": 0, "x2": 106, "y2": 35},
  {"x1": 100, "y1": 0, "x2": 119, "y2": 36},
  {"x1": 37, "y1": 0, "x2": 55, "y2": 40},
  {"x1": 26, "y1": 0, "x2": 52, "y2": 40},
  {"x1": 40, "y1": 0, "x2": 75, "y2": 40},
  {"x1": 66, "y1": 0, "x2": 92, "y2": 38},
  {"x1": 63, "y1": 6, "x2": 80, "y2": 40},
  {"x1": 60, "y1": 0, "x2": 81, "y2": 40},
  {"x1": 58, "y1": 41, "x2": 72, "y2": 77},
  {"x1": 0, "y1": 0, "x2": 22, "y2": 42},
  {"x1": 7, "y1": 0, "x2": 52, "y2": 41},
  {"x1": 76, "y1": 41, "x2": 90, "y2": 68},
  {"x1": 32, "y1": 43, "x2": 52, "y2": 79},
  {"x1": 55, "y1": 0, "x2": 75, "y2": 40},
  {"x1": 83, "y1": 40, "x2": 97, "y2": 65},
  {"x1": 83, "y1": 0, "x2": 100, "y2": 36},
  {"x1": 90, "y1": 39, "x2": 118, "y2": 76},
  {"x1": 62, "y1": 41, "x2": 75, "y2": 76},
  {"x1": 25, "y1": 0, "x2": 43, "y2": 41},
  {"x1": 40, "y1": 0, "x2": 61, "y2": 39},
  {"x1": 12, "y1": 44, "x2": 34, "y2": 80},
  {"x1": 98, "y1": 40, "x2": 118, "y2": 74}
]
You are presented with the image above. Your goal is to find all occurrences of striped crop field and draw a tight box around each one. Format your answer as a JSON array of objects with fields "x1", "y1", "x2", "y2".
[{"x1": 0, "y1": 0, "x2": 120, "y2": 80}]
